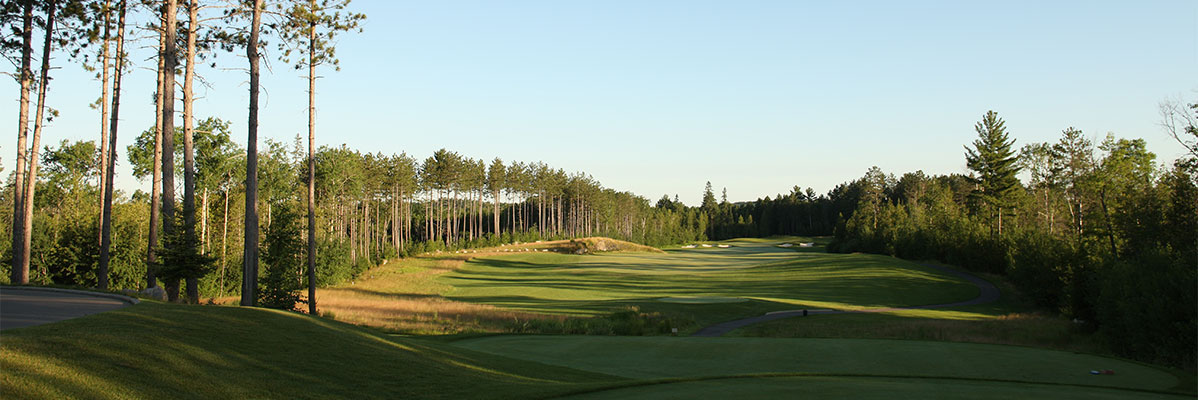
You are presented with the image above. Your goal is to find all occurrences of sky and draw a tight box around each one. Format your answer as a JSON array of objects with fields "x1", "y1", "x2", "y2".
[{"x1": 2, "y1": 0, "x2": 1196, "y2": 206}]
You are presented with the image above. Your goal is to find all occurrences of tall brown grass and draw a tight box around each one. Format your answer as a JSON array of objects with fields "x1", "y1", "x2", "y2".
[{"x1": 314, "y1": 252, "x2": 567, "y2": 334}]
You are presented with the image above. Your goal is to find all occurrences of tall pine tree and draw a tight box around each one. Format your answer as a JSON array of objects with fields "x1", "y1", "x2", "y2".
[{"x1": 965, "y1": 110, "x2": 1021, "y2": 235}]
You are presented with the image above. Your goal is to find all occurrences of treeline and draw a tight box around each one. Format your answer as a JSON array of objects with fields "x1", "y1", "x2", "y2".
[
  {"x1": 689, "y1": 183, "x2": 849, "y2": 240},
  {"x1": 1, "y1": 0, "x2": 707, "y2": 309},
  {"x1": 0, "y1": 128, "x2": 706, "y2": 297},
  {"x1": 704, "y1": 108, "x2": 1197, "y2": 369}
]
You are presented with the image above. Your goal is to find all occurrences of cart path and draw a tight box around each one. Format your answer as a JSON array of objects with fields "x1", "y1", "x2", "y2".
[
  {"x1": 691, "y1": 263, "x2": 1000, "y2": 337},
  {"x1": 0, "y1": 287, "x2": 136, "y2": 330}
]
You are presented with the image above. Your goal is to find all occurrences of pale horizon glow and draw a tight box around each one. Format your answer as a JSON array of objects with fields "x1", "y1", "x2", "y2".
[{"x1": 2, "y1": 1, "x2": 1196, "y2": 206}]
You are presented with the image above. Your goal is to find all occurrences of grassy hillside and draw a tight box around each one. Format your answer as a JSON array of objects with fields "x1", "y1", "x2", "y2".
[{"x1": 0, "y1": 302, "x2": 618, "y2": 399}]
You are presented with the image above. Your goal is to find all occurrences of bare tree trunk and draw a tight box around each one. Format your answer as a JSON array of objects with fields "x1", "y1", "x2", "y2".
[
  {"x1": 161, "y1": 0, "x2": 180, "y2": 303},
  {"x1": 21, "y1": 0, "x2": 57, "y2": 284},
  {"x1": 363, "y1": 199, "x2": 369, "y2": 257},
  {"x1": 96, "y1": 0, "x2": 112, "y2": 247},
  {"x1": 145, "y1": 22, "x2": 167, "y2": 289},
  {"x1": 202, "y1": 188, "x2": 208, "y2": 252},
  {"x1": 395, "y1": 185, "x2": 400, "y2": 251},
  {"x1": 10, "y1": 0, "x2": 34, "y2": 284},
  {"x1": 183, "y1": 0, "x2": 199, "y2": 303},
  {"x1": 241, "y1": 0, "x2": 263, "y2": 307},
  {"x1": 306, "y1": 12, "x2": 318, "y2": 314},
  {"x1": 1099, "y1": 188, "x2": 1117, "y2": 255},
  {"x1": 220, "y1": 186, "x2": 229, "y2": 295},
  {"x1": 99, "y1": 0, "x2": 126, "y2": 291}
]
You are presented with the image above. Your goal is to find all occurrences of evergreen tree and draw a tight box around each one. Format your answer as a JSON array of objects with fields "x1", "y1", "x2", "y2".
[
  {"x1": 259, "y1": 199, "x2": 304, "y2": 311},
  {"x1": 965, "y1": 110, "x2": 1021, "y2": 235}
]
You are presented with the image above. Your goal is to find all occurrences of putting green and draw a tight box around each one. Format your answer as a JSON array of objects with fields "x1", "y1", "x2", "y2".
[
  {"x1": 657, "y1": 296, "x2": 748, "y2": 304},
  {"x1": 454, "y1": 336, "x2": 1184, "y2": 398}
]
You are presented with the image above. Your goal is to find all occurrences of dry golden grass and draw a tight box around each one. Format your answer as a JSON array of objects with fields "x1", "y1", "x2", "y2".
[
  {"x1": 205, "y1": 237, "x2": 662, "y2": 334},
  {"x1": 314, "y1": 252, "x2": 566, "y2": 335}
]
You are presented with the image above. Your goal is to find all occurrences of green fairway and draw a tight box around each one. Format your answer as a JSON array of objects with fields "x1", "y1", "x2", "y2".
[
  {"x1": 453, "y1": 335, "x2": 1187, "y2": 398},
  {"x1": 439, "y1": 237, "x2": 980, "y2": 331}
]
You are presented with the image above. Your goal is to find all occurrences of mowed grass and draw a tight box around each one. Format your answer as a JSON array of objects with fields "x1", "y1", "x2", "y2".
[
  {"x1": 559, "y1": 377, "x2": 1186, "y2": 400},
  {"x1": 453, "y1": 335, "x2": 1191, "y2": 399},
  {"x1": 5, "y1": 237, "x2": 1193, "y2": 399},
  {"x1": 0, "y1": 301, "x2": 619, "y2": 399},
  {"x1": 314, "y1": 238, "x2": 662, "y2": 334},
  {"x1": 440, "y1": 237, "x2": 979, "y2": 332}
]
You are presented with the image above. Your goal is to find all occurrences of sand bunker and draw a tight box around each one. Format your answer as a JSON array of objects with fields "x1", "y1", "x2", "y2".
[{"x1": 657, "y1": 296, "x2": 749, "y2": 304}]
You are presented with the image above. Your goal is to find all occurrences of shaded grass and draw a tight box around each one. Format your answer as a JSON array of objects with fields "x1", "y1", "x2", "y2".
[
  {"x1": 0, "y1": 301, "x2": 619, "y2": 399},
  {"x1": 731, "y1": 263, "x2": 1103, "y2": 350},
  {"x1": 453, "y1": 335, "x2": 1189, "y2": 395},
  {"x1": 558, "y1": 375, "x2": 1193, "y2": 400}
]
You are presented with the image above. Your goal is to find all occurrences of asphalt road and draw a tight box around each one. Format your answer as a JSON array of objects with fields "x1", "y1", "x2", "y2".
[{"x1": 0, "y1": 288, "x2": 133, "y2": 331}]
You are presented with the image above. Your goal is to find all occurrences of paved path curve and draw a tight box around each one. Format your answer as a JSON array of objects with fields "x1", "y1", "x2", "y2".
[
  {"x1": 0, "y1": 287, "x2": 137, "y2": 331},
  {"x1": 692, "y1": 263, "x2": 1000, "y2": 337}
]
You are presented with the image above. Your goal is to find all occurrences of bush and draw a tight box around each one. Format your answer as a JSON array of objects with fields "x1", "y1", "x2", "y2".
[
  {"x1": 1007, "y1": 231, "x2": 1071, "y2": 310},
  {"x1": 1095, "y1": 249, "x2": 1196, "y2": 369}
]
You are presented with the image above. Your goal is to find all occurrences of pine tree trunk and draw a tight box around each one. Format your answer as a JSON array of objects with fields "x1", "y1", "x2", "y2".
[
  {"x1": 10, "y1": 0, "x2": 33, "y2": 284},
  {"x1": 241, "y1": 0, "x2": 264, "y2": 307},
  {"x1": 221, "y1": 185, "x2": 229, "y2": 295},
  {"x1": 20, "y1": 0, "x2": 57, "y2": 284},
  {"x1": 363, "y1": 199, "x2": 368, "y2": 256},
  {"x1": 202, "y1": 188, "x2": 208, "y2": 252},
  {"x1": 98, "y1": 0, "x2": 125, "y2": 291},
  {"x1": 147, "y1": 33, "x2": 164, "y2": 289},
  {"x1": 183, "y1": 0, "x2": 199, "y2": 303},
  {"x1": 161, "y1": 0, "x2": 180, "y2": 303},
  {"x1": 96, "y1": 0, "x2": 112, "y2": 248},
  {"x1": 306, "y1": 13, "x2": 318, "y2": 314}
]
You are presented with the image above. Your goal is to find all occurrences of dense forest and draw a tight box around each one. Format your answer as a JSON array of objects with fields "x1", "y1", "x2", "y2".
[
  {"x1": 703, "y1": 107, "x2": 1198, "y2": 369},
  {"x1": 0, "y1": 128, "x2": 708, "y2": 297}
]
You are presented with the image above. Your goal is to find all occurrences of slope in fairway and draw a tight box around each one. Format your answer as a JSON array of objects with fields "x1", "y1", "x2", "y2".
[
  {"x1": 0, "y1": 302, "x2": 619, "y2": 399},
  {"x1": 438, "y1": 238, "x2": 980, "y2": 327},
  {"x1": 454, "y1": 336, "x2": 1184, "y2": 398}
]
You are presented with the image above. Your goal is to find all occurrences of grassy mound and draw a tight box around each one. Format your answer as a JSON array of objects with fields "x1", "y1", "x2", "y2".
[
  {"x1": 0, "y1": 302, "x2": 618, "y2": 399},
  {"x1": 564, "y1": 237, "x2": 664, "y2": 254}
]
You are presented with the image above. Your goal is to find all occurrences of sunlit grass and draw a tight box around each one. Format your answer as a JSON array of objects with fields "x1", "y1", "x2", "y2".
[
  {"x1": 316, "y1": 236, "x2": 989, "y2": 335},
  {"x1": 439, "y1": 239, "x2": 979, "y2": 329}
]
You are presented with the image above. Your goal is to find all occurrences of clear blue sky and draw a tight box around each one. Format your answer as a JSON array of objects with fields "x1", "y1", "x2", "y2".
[{"x1": 3, "y1": 0, "x2": 1196, "y2": 205}]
